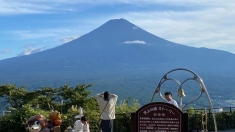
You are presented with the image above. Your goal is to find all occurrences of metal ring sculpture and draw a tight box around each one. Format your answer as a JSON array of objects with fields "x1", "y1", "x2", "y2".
[{"x1": 150, "y1": 68, "x2": 218, "y2": 132}]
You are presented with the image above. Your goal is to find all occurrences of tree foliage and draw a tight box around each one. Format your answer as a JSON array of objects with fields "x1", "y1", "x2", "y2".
[
  {"x1": 0, "y1": 84, "x2": 97, "y2": 131},
  {"x1": 0, "y1": 84, "x2": 140, "y2": 132},
  {"x1": 2, "y1": 84, "x2": 235, "y2": 131}
]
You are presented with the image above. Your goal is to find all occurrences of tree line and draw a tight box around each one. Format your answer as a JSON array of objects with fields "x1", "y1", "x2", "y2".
[
  {"x1": 0, "y1": 84, "x2": 140, "y2": 132},
  {"x1": 1, "y1": 84, "x2": 235, "y2": 131}
]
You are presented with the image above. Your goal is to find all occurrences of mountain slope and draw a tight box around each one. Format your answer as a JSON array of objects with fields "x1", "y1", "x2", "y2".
[{"x1": 0, "y1": 18, "x2": 235, "y2": 90}]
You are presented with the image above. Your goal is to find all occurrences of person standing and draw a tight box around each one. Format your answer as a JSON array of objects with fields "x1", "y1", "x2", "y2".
[
  {"x1": 95, "y1": 91, "x2": 118, "y2": 132},
  {"x1": 164, "y1": 92, "x2": 178, "y2": 107}
]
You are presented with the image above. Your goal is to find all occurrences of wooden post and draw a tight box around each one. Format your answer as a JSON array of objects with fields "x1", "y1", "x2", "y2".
[
  {"x1": 183, "y1": 113, "x2": 188, "y2": 132},
  {"x1": 131, "y1": 112, "x2": 136, "y2": 132}
]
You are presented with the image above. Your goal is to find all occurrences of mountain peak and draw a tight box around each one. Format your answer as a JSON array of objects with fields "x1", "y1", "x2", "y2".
[
  {"x1": 97, "y1": 18, "x2": 137, "y2": 31},
  {"x1": 106, "y1": 18, "x2": 130, "y2": 24},
  {"x1": 66, "y1": 18, "x2": 167, "y2": 47}
]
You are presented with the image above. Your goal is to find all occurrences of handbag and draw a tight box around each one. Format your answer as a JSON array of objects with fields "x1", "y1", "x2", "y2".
[{"x1": 99, "y1": 101, "x2": 109, "y2": 132}]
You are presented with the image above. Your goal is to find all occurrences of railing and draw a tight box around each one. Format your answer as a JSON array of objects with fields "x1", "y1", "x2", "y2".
[
  {"x1": 184, "y1": 107, "x2": 235, "y2": 131},
  {"x1": 88, "y1": 107, "x2": 235, "y2": 132},
  {"x1": 2, "y1": 107, "x2": 235, "y2": 131}
]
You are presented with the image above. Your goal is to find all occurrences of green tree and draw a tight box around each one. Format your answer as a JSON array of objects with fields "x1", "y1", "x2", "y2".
[
  {"x1": 57, "y1": 84, "x2": 93, "y2": 112},
  {"x1": 114, "y1": 97, "x2": 140, "y2": 132},
  {"x1": 0, "y1": 83, "x2": 98, "y2": 132},
  {"x1": 0, "y1": 84, "x2": 33, "y2": 109},
  {"x1": 0, "y1": 104, "x2": 49, "y2": 132},
  {"x1": 0, "y1": 84, "x2": 143, "y2": 132}
]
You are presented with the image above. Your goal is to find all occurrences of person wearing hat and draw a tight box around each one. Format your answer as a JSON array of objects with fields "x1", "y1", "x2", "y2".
[{"x1": 95, "y1": 91, "x2": 118, "y2": 132}]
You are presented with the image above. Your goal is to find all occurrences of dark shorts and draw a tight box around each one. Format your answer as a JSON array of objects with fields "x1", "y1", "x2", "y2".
[{"x1": 101, "y1": 119, "x2": 113, "y2": 132}]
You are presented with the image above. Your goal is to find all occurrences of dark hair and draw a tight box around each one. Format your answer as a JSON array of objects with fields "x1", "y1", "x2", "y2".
[
  {"x1": 164, "y1": 92, "x2": 172, "y2": 96},
  {"x1": 104, "y1": 91, "x2": 109, "y2": 101},
  {"x1": 81, "y1": 116, "x2": 88, "y2": 122}
]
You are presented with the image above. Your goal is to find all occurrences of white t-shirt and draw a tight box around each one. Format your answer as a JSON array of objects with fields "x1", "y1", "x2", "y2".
[
  {"x1": 168, "y1": 99, "x2": 178, "y2": 107},
  {"x1": 95, "y1": 94, "x2": 118, "y2": 120},
  {"x1": 83, "y1": 124, "x2": 90, "y2": 132}
]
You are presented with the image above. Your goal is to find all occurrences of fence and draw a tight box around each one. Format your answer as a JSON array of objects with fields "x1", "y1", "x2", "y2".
[
  {"x1": 184, "y1": 107, "x2": 235, "y2": 131},
  {"x1": 2, "y1": 107, "x2": 235, "y2": 132},
  {"x1": 88, "y1": 107, "x2": 235, "y2": 132}
]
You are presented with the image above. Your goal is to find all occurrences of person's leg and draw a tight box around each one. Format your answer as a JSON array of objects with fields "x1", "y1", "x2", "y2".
[
  {"x1": 109, "y1": 120, "x2": 113, "y2": 132},
  {"x1": 102, "y1": 120, "x2": 113, "y2": 132}
]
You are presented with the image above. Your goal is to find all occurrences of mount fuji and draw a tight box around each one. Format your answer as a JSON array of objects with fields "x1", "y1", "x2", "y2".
[{"x1": 1, "y1": 18, "x2": 235, "y2": 106}]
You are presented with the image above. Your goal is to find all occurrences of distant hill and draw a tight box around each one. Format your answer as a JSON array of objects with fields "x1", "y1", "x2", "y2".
[{"x1": 1, "y1": 18, "x2": 235, "y2": 107}]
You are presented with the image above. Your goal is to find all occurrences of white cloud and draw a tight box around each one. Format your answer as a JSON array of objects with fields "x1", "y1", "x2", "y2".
[
  {"x1": 0, "y1": 49, "x2": 10, "y2": 54},
  {"x1": 99, "y1": 1, "x2": 235, "y2": 53},
  {"x1": 11, "y1": 28, "x2": 75, "y2": 40},
  {"x1": 9, "y1": 28, "x2": 82, "y2": 48},
  {"x1": 0, "y1": 1, "x2": 56, "y2": 15},
  {"x1": 133, "y1": 26, "x2": 139, "y2": 29},
  {"x1": 1, "y1": 0, "x2": 235, "y2": 16},
  {"x1": 60, "y1": 36, "x2": 80, "y2": 43},
  {"x1": 12, "y1": 30, "x2": 57, "y2": 40},
  {"x1": 18, "y1": 46, "x2": 47, "y2": 56},
  {"x1": 123, "y1": 40, "x2": 146, "y2": 44},
  {"x1": 1, "y1": 0, "x2": 235, "y2": 55},
  {"x1": 0, "y1": 0, "x2": 117, "y2": 15}
]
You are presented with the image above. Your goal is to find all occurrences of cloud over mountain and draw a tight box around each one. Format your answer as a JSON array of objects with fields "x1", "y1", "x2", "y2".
[
  {"x1": 123, "y1": 40, "x2": 146, "y2": 44},
  {"x1": 60, "y1": 36, "x2": 80, "y2": 43},
  {"x1": 18, "y1": 46, "x2": 47, "y2": 56}
]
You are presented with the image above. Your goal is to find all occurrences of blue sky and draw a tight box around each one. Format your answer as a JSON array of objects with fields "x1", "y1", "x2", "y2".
[{"x1": 0, "y1": 0, "x2": 235, "y2": 60}]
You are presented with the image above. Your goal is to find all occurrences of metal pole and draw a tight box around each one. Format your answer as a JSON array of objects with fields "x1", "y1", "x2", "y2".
[
  {"x1": 180, "y1": 96, "x2": 183, "y2": 110},
  {"x1": 205, "y1": 108, "x2": 208, "y2": 132}
]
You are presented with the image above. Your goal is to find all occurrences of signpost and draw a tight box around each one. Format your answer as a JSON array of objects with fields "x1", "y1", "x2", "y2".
[{"x1": 132, "y1": 102, "x2": 188, "y2": 132}]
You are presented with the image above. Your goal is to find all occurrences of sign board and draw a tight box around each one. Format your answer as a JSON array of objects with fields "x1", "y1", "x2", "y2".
[{"x1": 135, "y1": 102, "x2": 183, "y2": 132}]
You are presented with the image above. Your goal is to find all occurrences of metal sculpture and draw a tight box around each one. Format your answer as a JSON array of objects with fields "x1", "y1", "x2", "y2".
[{"x1": 150, "y1": 68, "x2": 218, "y2": 132}]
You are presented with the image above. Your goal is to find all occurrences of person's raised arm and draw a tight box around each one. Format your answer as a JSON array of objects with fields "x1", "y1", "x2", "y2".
[
  {"x1": 95, "y1": 93, "x2": 103, "y2": 100},
  {"x1": 110, "y1": 93, "x2": 118, "y2": 100}
]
